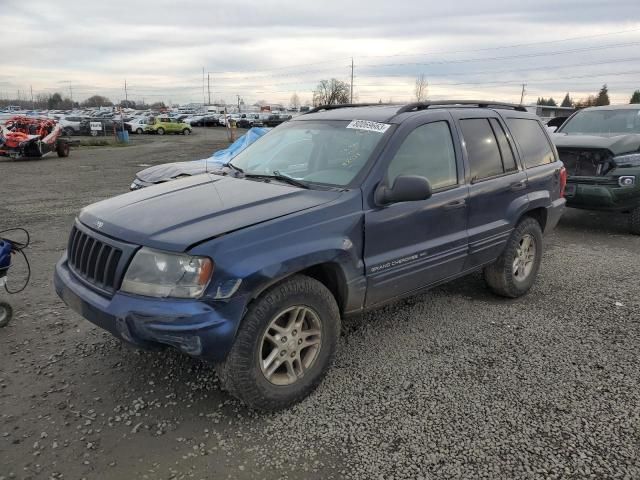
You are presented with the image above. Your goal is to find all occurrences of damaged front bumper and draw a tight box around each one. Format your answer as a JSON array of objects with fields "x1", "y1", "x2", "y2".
[
  {"x1": 565, "y1": 175, "x2": 639, "y2": 211},
  {"x1": 54, "y1": 253, "x2": 246, "y2": 362}
]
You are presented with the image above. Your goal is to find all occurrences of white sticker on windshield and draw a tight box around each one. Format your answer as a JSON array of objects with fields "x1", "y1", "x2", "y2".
[{"x1": 346, "y1": 119, "x2": 391, "y2": 133}]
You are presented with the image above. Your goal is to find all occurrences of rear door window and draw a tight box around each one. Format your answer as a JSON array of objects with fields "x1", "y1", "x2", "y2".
[
  {"x1": 459, "y1": 119, "x2": 504, "y2": 181},
  {"x1": 505, "y1": 118, "x2": 555, "y2": 168}
]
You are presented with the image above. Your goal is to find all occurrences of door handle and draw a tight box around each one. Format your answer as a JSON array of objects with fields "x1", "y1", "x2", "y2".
[
  {"x1": 443, "y1": 199, "x2": 466, "y2": 210},
  {"x1": 509, "y1": 180, "x2": 528, "y2": 191}
]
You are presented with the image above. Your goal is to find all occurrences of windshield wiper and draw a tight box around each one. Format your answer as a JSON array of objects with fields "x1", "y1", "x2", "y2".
[
  {"x1": 244, "y1": 171, "x2": 310, "y2": 189},
  {"x1": 226, "y1": 162, "x2": 244, "y2": 174}
]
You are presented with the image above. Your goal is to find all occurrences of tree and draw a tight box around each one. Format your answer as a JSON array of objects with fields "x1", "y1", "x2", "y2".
[
  {"x1": 414, "y1": 74, "x2": 428, "y2": 102},
  {"x1": 575, "y1": 95, "x2": 597, "y2": 109},
  {"x1": 47, "y1": 93, "x2": 63, "y2": 109},
  {"x1": 630, "y1": 90, "x2": 640, "y2": 104},
  {"x1": 81, "y1": 95, "x2": 113, "y2": 107},
  {"x1": 537, "y1": 97, "x2": 557, "y2": 106},
  {"x1": 150, "y1": 101, "x2": 166, "y2": 109},
  {"x1": 561, "y1": 93, "x2": 573, "y2": 107},
  {"x1": 120, "y1": 100, "x2": 136, "y2": 108},
  {"x1": 312, "y1": 78, "x2": 350, "y2": 106},
  {"x1": 595, "y1": 84, "x2": 610, "y2": 106},
  {"x1": 290, "y1": 93, "x2": 301, "y2": 110}
]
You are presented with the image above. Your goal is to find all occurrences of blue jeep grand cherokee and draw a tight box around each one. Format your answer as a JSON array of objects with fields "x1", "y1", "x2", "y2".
[{"x1": 55, "y1": 101, "x2": 566, "y2": 409}]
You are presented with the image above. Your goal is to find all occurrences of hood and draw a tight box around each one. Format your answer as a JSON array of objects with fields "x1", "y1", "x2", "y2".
[
  {"x1": 79, "y1": 174, "x2": 341, "y2": 251},
  {"x1": 552, "y1": 132, "x2": 640, "y2": 156}
]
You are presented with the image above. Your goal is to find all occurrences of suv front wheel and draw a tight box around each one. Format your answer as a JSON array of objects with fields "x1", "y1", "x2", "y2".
[
  {"x1": 216, "y1": 275, "x2": 340, "y2": 410},
  {"x1": 484, "y1": 217, "x2": 543, "y2": 298}
]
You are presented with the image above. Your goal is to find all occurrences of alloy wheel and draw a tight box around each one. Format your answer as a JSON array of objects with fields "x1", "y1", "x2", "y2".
[
  {"x1": 512, "y1": 233, "x2": 536, "y2": 280},
  {"x1": 259, "y1": 306, "x2": 322, "y2": 386}
]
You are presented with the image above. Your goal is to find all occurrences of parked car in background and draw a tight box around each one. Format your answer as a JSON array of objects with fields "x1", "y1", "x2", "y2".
[
  {"x1": 237, "y1": 113, "x2": 263, "y2": 129},
  {"x1": 125, "y1": 118, "x2": 149, "y2": 134},
  {"x1": 55, "y1": 101, "x2": 565, "y2": 410},
  {"x1": 191, "y1": 114, "x2": 221, "y2": 127},
  {"x1": 79, "y1": 118, "x2": 118, "y2": 136},
  {"x1": 145, "y1": 117, "x2": 192, "y2": 135},
  {"x1": 552, "y1": 104, "x2": 640, "y2": 234},
  {"x1": 59, "y1": 116, "x2": 83, "y2": 135},
  {"x1": 264, "y1": 113, "x2": 292, "y2": 127}
]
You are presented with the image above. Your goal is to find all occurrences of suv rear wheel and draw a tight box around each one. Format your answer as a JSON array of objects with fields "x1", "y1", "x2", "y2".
[
  {"x1": 156, "y1": 127, "x2": 165, "y2": 135},
  {"x1": 484, "y1": 217, "x2": 543, "y2": 298},
  {"x1": 216, "y1": 275, "x2": 340, "y2": 410},
  {"x1": 630, "y1": 206, "x2": 640, "y2": 235}
]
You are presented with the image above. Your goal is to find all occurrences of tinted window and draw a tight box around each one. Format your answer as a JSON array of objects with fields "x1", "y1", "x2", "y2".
[
  {"x1": 506, "y1": 118, "x2": 555, "y2": 168},
  {"x1": 460, "y1": 119, "x2": 503, "y2": 180},
  {"x1": 489, "y1": 118, "x2": 518, "y2": 172},
  {"x1": 387, "y1": 121, "x2": 457, "y2": 190}
]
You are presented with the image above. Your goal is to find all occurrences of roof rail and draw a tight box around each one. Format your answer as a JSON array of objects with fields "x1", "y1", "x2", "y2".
[
  {"x1": 305, "y1": 103, "x2": 385, "y2": 114},
  {"x1": 397, "y1": 100, "x2": 528, "y2": 114}
]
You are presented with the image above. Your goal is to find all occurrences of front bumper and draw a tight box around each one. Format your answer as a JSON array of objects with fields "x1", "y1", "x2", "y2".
[
  {"x1": 565, "y1": 177, "x2": 639, "y2": 211},
  {"x1": 54, "y1": 254, "x2": 247, "y2": 362}
]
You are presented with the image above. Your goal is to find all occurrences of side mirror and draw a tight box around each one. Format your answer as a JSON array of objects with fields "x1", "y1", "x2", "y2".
[{"x1": 375, "y1": 175, "x2": 432, "y2": 205}]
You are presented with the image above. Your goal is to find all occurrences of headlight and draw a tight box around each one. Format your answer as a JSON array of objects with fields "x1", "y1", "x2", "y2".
[
  {"x1": 614, "y1": 153, "x2": 640, "y2": 168},
  {"x1": 121, "y1": 247, "x2": 213, "y2": 298}
]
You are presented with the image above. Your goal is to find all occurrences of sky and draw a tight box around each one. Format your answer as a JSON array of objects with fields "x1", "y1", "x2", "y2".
[{"x1": 1, "y1": 0, "x2": 640, "y2": 107}]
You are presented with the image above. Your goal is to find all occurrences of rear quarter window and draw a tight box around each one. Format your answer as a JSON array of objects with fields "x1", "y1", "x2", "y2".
[{"x1": 506, "y1": 118, "x2": 555, "y2": 168}]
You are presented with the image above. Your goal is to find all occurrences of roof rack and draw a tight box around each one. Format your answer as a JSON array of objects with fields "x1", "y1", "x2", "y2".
[
  {"x1": 305, "y1": 103, "x2": 385, "y2": 114},
  {"x1": 397, "y1": 100, "x2": 528, "y2": 114}
]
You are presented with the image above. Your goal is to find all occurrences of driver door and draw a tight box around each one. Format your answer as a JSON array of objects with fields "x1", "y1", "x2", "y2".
[{"x1": 364, "y1": 114, "x2": 469, "y2": 306}]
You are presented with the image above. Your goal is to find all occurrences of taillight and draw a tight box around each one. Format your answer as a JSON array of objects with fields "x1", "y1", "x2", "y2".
[{"x1": 559, "y1": 166, "x2": 568, "y2": 198}]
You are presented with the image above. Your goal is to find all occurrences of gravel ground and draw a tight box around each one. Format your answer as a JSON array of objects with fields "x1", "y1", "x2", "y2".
[{"x1": 1, "y1": 131, "x2": 639, "y2": 479}]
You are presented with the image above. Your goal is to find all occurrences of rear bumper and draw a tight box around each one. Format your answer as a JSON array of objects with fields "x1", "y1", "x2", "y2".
[
  {"x1": 545, "y1": 197, "x2": 566, "y2": 232},
  {"x1": 54, "y1": 254, "x2": 246, "y2": 362}
]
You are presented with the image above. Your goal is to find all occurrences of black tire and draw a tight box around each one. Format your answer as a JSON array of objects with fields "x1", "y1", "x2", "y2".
[
  {"x1": 483, "y1": 217, "x2": 543, "y2": 298},
  {"x1": 183, "y1": 129, "x2": 191, "y2": 135},
  {"x1": 630, "y1": 207, "x2": 640, "y2": 235},
  {"x1": 136, "y1": 128, "x2": 144, "y2": 134},
  {"x1": 63, "y1": 127, "x2": 74, "y2": 136},
  {"x1": 216, "y1": 275, "x2": 340, "y2": 410},
  {"x1": 56, "y1": 141, "x2": 70, "y2": 158},
  {"x1": 156, "y1": 128, "x2": 165, "y2": 135},
  {"x1": 0, "y1": 302, "x2": 12, "y2": 328}
]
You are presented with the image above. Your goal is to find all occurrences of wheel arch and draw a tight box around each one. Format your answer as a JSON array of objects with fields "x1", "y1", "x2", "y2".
[{"x1": 521, "y1": 206, "x2": 547, "y2": 232}]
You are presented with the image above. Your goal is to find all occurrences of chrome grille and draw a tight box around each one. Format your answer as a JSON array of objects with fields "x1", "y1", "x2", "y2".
[{"x1": 67, "y1": 226, "x2": 122, "y2": 294}]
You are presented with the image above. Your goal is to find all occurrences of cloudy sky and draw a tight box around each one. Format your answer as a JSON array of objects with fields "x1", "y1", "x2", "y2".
[{"x1": 2, "y1": 0, "x2": 640, "y2": 106}]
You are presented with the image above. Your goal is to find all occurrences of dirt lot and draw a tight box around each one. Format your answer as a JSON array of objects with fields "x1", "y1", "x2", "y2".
[{"x1": 1, "y1": 130, "x2": 639, "y2": 480}]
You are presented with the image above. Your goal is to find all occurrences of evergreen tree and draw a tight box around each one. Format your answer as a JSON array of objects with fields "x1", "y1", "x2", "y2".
[
  {"x1": 595, "y1": 85, "x2": 610, "y2": 106},
  {"x1": 630, "y1": 90, "x2": 640, "y2": 104},
  {"x1": 561, "y1": 93, "x2": 573, "y2": 107}
]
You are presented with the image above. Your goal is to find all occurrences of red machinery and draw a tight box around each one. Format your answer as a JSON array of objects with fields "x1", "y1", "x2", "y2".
[{"x1": 0, "y1": 116, "x2": 69, "y2": 159}]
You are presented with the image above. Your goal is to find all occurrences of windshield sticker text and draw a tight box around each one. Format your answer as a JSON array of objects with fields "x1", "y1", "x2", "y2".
[{"x1": 347, "y1": 119, "x2": 391, "y2": 134}]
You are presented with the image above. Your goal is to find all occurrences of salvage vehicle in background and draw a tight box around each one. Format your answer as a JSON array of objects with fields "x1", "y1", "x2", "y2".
[
  {"x1": 552, "y1": 104, "x2": 640, "y2": 234},
  {"x1": 145, "y1": 117, "x2": 192, "y2": 135},
  {"x1": 59, "y1": 116, "x2": 83, "y2": 136},
  {"x1": 54, "y1": 101, "x2": 565, "y2": 410},
  {"x1": 1, "y1": 116, "x2": 70, "y2": 159},
  {"x1": 263, "y1": 113, "x2": 292, "y2": 127},
  {"x1": 130, "y1": 127, "x2": 269, "y2": 189}
]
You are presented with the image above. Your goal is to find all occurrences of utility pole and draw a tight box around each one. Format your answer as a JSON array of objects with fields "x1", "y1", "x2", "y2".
[
  {"x1": 207, "y1": 74, "x2": 211, "y2": 105},
  {"x1": 30, "y1": 85, "x2": 34, "y2": 110},
  {"x1": 350, "y1": 57, "x2": 354, "y2": 104},
  {"x1": 69, "y1": 84, "x2": 73, "y2": 104},
  {"x1": 124, "y1": 79, "x2": 128, "y2": 106},
  {"x1": 236, "y1": 94, "x2": 241, "y2": 113},
  {"x1": 519, "y1": 83, "x2": 526, "y2": 105}
]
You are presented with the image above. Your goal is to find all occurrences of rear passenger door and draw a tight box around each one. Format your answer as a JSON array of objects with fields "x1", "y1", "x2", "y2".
[
  {"x1": 451, "y1": 110, "x2": 529, "y2": 269},
  {"x1": 503, "y1": 116, "x2": 561, "y2": 207}
]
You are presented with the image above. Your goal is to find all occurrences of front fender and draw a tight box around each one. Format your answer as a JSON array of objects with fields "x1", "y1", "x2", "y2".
[{"x1": 189, "y1": 190, "x2": 366, "y2": 325}]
